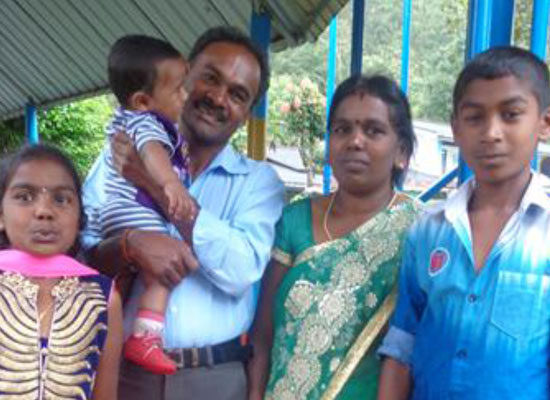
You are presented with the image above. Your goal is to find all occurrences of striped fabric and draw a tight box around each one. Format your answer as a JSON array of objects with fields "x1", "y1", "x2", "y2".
[{"x1": 100, "y1": 108, "x2": 182, "y2": 237}]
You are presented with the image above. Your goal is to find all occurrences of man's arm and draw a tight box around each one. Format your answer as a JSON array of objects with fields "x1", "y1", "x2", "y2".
[
  {"x1": 190, "y1": 164, "x2": 284, "y2": 296},
  {"x1": 111, "y1": 132, "x2": 285, "y2": 296},
  {"x1": 89, "y1": 231, "x2": 198, "y2": 287},
  {"x1": 84, "y1": 136, "x2": 198, "y2": 282}
]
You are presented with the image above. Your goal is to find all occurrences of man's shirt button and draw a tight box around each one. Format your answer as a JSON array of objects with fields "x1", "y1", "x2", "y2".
[{"x1": 456, "y1": 349, "x2": 468, "y2": 359}]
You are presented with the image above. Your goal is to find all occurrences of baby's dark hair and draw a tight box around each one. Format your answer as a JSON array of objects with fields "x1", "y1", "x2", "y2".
[
  {"x1": 189, "y1": 26, "x2": 270, "y2": 107},
  {"x1": 0, "y1": 144, "x2": 86, "y2": 255},
  {"x1": 108, "y1": 34, "x2": 183, "y2": 107},
  {"x1": 453, "y1": 46, "x2": 550, "y2": 114},
  {"x1": 328, "y1": 74, "x2": 416, "y2": 187}
]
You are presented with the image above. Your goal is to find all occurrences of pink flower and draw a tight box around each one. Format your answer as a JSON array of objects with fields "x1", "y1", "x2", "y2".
[
  {"x1": 280, "y1": 102, "x2": 291, "y2": 114},
  {"x1": 293, "y1": 97, "x2": 302, "y2": 109},
  {"x1": 285, "y1": 82, "x2": 295, "y2": 92},
  {"x1": 300, "y1": 78, "x2": 312, "y2": 89}
]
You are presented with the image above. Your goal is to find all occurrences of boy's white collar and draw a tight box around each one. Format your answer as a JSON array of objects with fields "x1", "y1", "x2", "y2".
[{"x1": 443, "y1": 171, "x2": 550, "y2": 223}]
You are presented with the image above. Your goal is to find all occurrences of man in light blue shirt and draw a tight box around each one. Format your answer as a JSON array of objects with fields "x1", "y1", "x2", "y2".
[
  {"x1": 83, "y1": 26, "x2": 284, "y2": 400},
  {"x1": 377, "y1": 47, "x2": 550, "y2": 399}
]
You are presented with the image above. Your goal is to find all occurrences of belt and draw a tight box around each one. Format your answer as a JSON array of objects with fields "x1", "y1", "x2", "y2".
[{"x1": 166, "y1": 336, "x2": 252, "y2": 369}]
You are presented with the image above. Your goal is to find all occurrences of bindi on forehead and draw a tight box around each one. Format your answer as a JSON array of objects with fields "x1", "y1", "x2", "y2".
[{"x1": 8, "y1": 182, "x2": 77, "y2": 193}]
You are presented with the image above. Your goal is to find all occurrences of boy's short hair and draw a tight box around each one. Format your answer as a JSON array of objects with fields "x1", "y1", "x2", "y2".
[
  {"x1": 108, "y1": 35, "x2": 182, "y2": 107},
  {"x1": 453, "y1": 46, "x2": 550, "y2": 114},
  {"x1": 188, "y1": 26, "x2": 270, "y2": 107}
]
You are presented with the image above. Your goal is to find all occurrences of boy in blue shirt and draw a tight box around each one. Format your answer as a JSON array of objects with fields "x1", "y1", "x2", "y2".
[{"x1": 377, "y1": 47, "x2": 550, "y2": 399}]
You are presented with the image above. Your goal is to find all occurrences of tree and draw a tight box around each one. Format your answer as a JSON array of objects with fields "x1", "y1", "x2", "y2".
[
  {"x1": 38, "y1": 96, "x2": 113, "y2": 175},
  {"x1": 0, "y1": 96, "x2": 113, "y2": 176}
]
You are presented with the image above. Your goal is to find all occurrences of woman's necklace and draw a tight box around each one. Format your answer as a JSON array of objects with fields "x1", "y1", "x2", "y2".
[
  {"x1": 323, "y1": 193, "x2": 337, "y2": 241},
  {"x1": 323, "y1": 191, "x2": 399, "y2": 242}
]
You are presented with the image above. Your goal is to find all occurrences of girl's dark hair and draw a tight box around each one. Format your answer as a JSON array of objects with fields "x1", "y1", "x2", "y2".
[
  {"x1": 328, "y1": 74, "x2": 416, "y2": 187},
  {"x1": 0, "y1": 144, "x2": 86, "y2": 256}
]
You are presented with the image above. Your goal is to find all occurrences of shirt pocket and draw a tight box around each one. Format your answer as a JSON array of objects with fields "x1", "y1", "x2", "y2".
[{"x1": 490, "y1": 271, "x2": 550, "y2": 341}]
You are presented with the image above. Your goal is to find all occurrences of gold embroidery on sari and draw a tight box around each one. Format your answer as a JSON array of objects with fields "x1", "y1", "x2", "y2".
[
  {"x1": 267, "y1": 196, "x2": 419, "y2": 399},
  {"x1": 321, "y1": 289, "x2": 398, "y2": 400},
  {"x1": 284, "y1": 280, "x2": 315, "y2": 319},
  {"x1": 272, "y1": 248, "x2": 293, "y2": 267},
  {"x1": 272, "y1": 355, "x2": 322, "y2": 400}
]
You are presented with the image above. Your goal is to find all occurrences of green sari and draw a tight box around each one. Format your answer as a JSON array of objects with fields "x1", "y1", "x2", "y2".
[{"x1": 265, "y1": 193, "x2": 420, "y2": 400}]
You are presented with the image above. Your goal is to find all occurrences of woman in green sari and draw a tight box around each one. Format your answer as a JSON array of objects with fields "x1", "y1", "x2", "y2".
[{"x1": 247, "y1": 75, "x2": 421, "y2": 400}]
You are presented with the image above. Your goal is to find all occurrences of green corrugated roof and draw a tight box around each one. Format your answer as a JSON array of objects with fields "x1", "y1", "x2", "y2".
[{"x1": 0, "y1": 0, "x2": 347, "y2": 120}]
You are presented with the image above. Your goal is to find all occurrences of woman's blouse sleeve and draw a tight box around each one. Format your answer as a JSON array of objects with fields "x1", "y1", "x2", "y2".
[{"x1": 271, "y1": 206, "x2": 294, "y2": 268}]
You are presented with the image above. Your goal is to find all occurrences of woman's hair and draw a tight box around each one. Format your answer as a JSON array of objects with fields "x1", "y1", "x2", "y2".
[
  {"x1": 327, "y1": 74, "x2": 416, "y2": 187},
  {"x1": 0, "y1": 144, "x2": 86, "y2": 255}
]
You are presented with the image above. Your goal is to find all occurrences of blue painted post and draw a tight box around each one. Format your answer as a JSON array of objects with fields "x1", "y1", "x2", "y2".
[
  {"x1": 530, "y1": 0, "x2": 550, "y2": 170},
  {"x1": 323, "y1": 17, "x2": 338, "y2": 195},
  {"x1": 25, "y1": 103, "x2": 39, "y2": 144},
  {"x1": 248, "y1": 11, "x2": 271, "y2": 161},
  {"x1": 401, "y1": 0, "x2": 412, "y2": 94},
  {"x1": 490, "y1": 0, "x2": 515, "y2": 46},
  {"x1": 530, "y1": 0, "x2": 550, "y2": 58},
  {"x1": 418, "y1": 167, "x2": 459, "y2": 202},
  {"x1": 459, "y1": 0, "x2": 492, "y2": 183},
  {"x1": 466, "y1": 0, "x2": 492, "y2": 61},
  {"x1": 350, "y1": 0, "x2": 365, "y2": 75}
]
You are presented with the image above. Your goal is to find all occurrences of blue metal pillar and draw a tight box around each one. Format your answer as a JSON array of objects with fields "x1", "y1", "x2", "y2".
[
  {"x1": 530, "y1": 0, "x2": 550, "y2": 59},
  {"x1": 248, "y1": 11, "x2": 271, "y2": 160},
  {"x1": 25, "y1": 103, "x2": 39, "y2": 144},
  {"x1": 350, "y1": 0, "x2": 365, "y2": 75},
  {"x1": 323, "y1": 17, "x2": 338, "y2": 195},
  {"x1": 401, "y1": 0, "x2": 412, "y2": 94},
  {"x1": 459, "y1": 0, "x2": 492, "y2": 183},
  {"x1": 490, "y1": 0, "x2": 515, "y2": 46},
  {"x1": 418, "y1": 167, "x2": 458, "y2": 202},
  {"x1": 465, "y1": 0, "x2": 492, "y2": 61},
  {"x1": 530, "y1": 0, "x2": 550, "y2": 170}
]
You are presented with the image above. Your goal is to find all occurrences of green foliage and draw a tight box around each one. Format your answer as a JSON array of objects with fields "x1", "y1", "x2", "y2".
[
  {"x1": 230, "y1": 75, "x2": 327, "y2": 173},
  {"x1": 269, "y1": 76, "x2": 326, "y2": 172},
  {"x1": 0, "y1": 96, "x2": 113, "y2": 177},
  {"x1": 0, "y1": 119, "x2": 25, "y2": 156},
  {"x1": 38, "y1": 96, "x2": 113, "y2": 176}
]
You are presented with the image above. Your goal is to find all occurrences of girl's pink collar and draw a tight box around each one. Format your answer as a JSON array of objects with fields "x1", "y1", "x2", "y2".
[{"x1": 0, "y1": 249, "x2": 98, "y2": 277}]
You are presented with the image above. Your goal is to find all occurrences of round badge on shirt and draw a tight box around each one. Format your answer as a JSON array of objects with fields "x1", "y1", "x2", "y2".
[{"x1": 428, "y1": 247, "x2": 450, "y2": 277}]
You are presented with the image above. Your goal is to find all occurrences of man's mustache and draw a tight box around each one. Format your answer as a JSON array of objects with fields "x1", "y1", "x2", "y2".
[{"x1": 195, "y1": 97, "x2": 228, "y2": 123}]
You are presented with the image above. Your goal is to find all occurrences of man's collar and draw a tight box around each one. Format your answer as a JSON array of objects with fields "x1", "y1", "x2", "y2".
[
  {"x1": 203, "y1": 145, "x2": 251, "y2": 175},
  {"x1": 444, "y1": 172, "x2": 550, "y2": 223}
]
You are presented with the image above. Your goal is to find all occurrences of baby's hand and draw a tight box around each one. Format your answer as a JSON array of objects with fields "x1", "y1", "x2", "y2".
[{"x1": 164, "y1": 181, "x2": 196, "y2": 222}]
